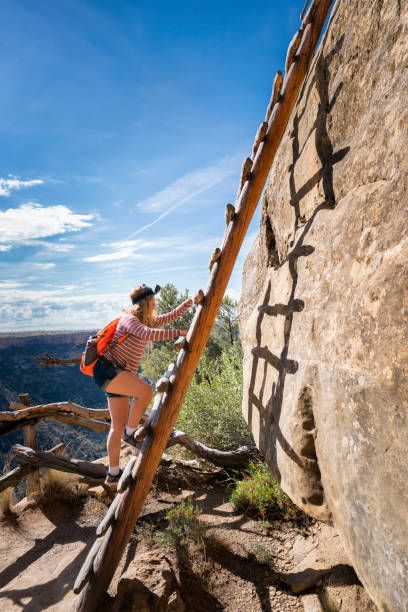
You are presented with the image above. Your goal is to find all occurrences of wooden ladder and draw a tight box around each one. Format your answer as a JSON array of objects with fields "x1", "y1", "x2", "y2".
[{"x1": 73, "y1": 1, "x2": 334, "y2": 608}]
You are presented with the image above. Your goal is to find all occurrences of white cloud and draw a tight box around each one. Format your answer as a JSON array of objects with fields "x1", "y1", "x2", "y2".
[
  {"x1": 128, "y1": 151, "x2": 242, "y2": 238},
  {"x1": 0, "y1": 281, "x2": 23, "y2": 289},
  {"x1": 137, "y1": 154, "x2": 240, "y2": 213},
  {"x1": 0, "y1": 202, "x2": 94, "y2": 245},
  {"x1": 0, "y1": 175, "x2": 43, "y2": 196},
  {"x1": 136, "y1": 264, "x2": 200, "y2": 275},
  {"x1": 0, "y1": 286, "x2": 129, "y2": 332},
  {"x1": 84, "y1": 251, "x2": 147, "y2": 263},
  {"x1": 41, "y1": 241, "x2": 75, "y2": 252},
  {"x1": 0, "y1": 239, "x2": 75, "y2": 253},
  {"x1": 59, "y1": 285, "x2": 79, "y2": 292},
  {"x1": 82, "y1": 235, "x2": 220, "y2": 264},
  {"x1": 35, "y1": 263, "x2": 56, "y2": 269},
  {"x1": 28, "y1": 239, "x2": 75, "y2": 252},
  {"x1": 83, "y1": 239, "x2": 153, "y2": 263}
]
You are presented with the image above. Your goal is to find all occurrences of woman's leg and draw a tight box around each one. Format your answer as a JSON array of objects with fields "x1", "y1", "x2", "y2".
[
  {"x1": 127, "y1": 396, "x2": 150, "y2": 429},
  {"x1": 107, "y1": 396, "x2": 130, "y2": 470},
  {"x1": 106, "y1": 371, "x2": 153, "y2": 429}
]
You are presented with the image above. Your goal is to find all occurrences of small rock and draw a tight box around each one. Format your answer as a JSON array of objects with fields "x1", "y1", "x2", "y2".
[
  {"x1": 283, "y1": 564, "x2": 332, "y2": 594},
  {"x1": 114, "y1": 550, "x2": 182, "y2": 611},
  {"x1": 167, "y1": 590, "x2": 185, "y2": 612},
  {"x1": 302, "y1": 593, "x2": 324, "y2": 612}
]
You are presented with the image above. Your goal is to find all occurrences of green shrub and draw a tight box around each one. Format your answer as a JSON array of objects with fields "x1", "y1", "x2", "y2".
[
  {"x1": 134, "y1": 499, "x2": 205, "y2": 550},
  {"x1": 165, "y1": 498, "x2": 204, "y2": 547},
  {"x1": 230, "y1": 462, "x2": 302, "y2": 521},
  {"x1": 177, "y1": 343, "x2": 254, "y2": 451},
  {"x1": 134, "y1": 500, "x2": 231, "y2": 582}
]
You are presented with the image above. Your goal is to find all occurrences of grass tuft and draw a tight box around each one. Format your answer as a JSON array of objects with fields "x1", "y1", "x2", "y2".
[
  {"x1": 0, "y1": 487, "x2": 15, "y2": 519},
  {"x1": 0, "y1": 460, "x2": 16, "y2": 519},
  {"x1": 248, "y1": 542, "x2": 276, "y2": 566},
  {"x1": 133, "y1": 520, "x2": 157, "y2": 543},
  {"x1": 79, "y1": 496, "x2": 110, "y2": 525},
  {"x1": 33, "y1": 475, "x2": 87, "y2": 506}
]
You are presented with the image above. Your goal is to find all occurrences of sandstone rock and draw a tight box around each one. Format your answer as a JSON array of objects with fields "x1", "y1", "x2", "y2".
[
  {"x1": 114, "y1": 550, "x2": 184, "y2": 612},
  {"x1": 301, "y1": 593, "x2": 324, "y2": 612},
  {"x1": 284, "y1": 560, "x2": 332, "y2": 594},
  {"x1": 166, "y1": 590, "x2": 184, "y2": 612},
  {"x1": 321, "y1": 564, "x2": 379, "y2": 612},
  {"x1": 291, "y1": 523, "x2": 349, "y2": 569},
  {"x1": 283, "y1": 527, "x2": 348, "y2": 594},
  {"x1": 239, "y1": 0, "x2": 408, "y2": 610}
]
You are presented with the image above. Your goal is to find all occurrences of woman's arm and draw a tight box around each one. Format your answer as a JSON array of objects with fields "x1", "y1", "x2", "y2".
[
  {"x1": 120, "y1": 315, "x2": 185, "y2": 341},
  {"x1": 155, "y1": 297, "x2": 193, "y2": 327}
]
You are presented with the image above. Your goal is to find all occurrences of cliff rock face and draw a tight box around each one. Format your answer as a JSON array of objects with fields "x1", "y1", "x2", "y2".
[{"x1": 238, "y1": 1, "x2": 408, "y2": 610}]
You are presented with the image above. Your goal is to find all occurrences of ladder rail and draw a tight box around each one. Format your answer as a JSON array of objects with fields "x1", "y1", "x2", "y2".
[{"x1": 73, "y1": 1, "x2": 336, "y2": 609}]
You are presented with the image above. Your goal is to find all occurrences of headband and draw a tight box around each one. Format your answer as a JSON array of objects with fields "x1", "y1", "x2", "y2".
[{"x1": 131, "y1": 284, "x2": 161, "y2": 305}]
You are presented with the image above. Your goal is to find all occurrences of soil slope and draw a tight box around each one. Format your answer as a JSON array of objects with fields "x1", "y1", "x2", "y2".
[{"x1": 0, "y1": 465, "x2": 375, "y2": 611}]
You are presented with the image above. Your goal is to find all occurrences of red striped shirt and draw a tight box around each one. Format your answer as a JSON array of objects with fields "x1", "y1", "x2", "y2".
[{"x1": 104, "y1": 298, "x2": 193, "y2": 375}]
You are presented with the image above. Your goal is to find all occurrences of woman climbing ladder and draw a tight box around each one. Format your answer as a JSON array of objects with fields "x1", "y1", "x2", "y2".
[{"x1": 92, "y1": 284, "x2": 193, "y2": 484}]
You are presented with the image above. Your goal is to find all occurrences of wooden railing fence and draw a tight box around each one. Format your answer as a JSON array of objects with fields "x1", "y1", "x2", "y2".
[
  {"x1": 0, "y1": 389, "x2": 254, "y2": 498},
  {"x1": 0, "y1": 394, "x2": 112, "y2": 497}
]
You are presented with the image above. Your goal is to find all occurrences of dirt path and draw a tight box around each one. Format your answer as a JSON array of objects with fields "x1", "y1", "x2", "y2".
[
  {"x1": 0, "y1": 500, "x2": 95, "y2": 611},
  {"x1": 0, "y1": 460, "x2": 370, "y2": 612}
]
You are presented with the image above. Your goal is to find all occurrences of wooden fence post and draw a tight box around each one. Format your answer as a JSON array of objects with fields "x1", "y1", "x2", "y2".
[{"x1": 18, "y1": 394, "x2": 40, "y2": 495}]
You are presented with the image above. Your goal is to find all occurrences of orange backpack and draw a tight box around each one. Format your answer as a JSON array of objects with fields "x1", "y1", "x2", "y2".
[{"x1": 80, "y1": 318, "x2": 129, "y2": 377}]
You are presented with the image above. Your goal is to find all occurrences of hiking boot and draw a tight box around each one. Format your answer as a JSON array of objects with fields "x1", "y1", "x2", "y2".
[
  {"x1": 140, "y1": 412, "x2": 149, "y2": 425},
  {"x1": 122, "y1": 430, "x2": 140, "y2": 449},
  {"x1": 104, "y1": 468, "x2": 123, "y2": 485}
]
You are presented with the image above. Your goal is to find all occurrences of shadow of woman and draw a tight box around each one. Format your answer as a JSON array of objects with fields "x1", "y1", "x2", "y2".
[{"x1": 0, "y1": 501, "x2": 97, "y2": 611}]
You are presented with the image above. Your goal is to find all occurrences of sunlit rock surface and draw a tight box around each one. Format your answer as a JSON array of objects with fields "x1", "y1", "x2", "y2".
[{"x1": 239, "y1": 0, "x2": 408, "y2": 610}]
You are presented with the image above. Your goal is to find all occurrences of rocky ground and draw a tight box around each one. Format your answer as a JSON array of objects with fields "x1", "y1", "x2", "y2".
[{"x1": 0, "y1": 451, "x2": 377, "y2": 611}]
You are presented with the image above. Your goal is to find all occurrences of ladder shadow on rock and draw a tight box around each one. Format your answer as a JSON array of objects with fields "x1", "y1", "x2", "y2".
[{"x1": 247, "y1": 29, "x2": 350, "y2": 478}]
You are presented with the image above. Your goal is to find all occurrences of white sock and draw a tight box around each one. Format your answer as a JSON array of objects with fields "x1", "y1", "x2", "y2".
[
  {"x1": 126, "y1": 426, "x2": 136, "y2": 436},
  {"x1": 109, "y1": 465, "x2": 120, "y2": 476}
]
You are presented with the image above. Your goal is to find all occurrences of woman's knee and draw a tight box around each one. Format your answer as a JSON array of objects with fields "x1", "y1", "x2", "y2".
[
  {"x1": 131, "y1": 380, "x2": 153, "y2": 402},
  {"x1": 144, "y1": 384, "x2": 153, "y2": 402},
  {"x1": 109, "y1": 426, "x2": 125, "y2": 441},
  {"x1": 109, "y1": 418, "x2": 127, "y2": 434}
]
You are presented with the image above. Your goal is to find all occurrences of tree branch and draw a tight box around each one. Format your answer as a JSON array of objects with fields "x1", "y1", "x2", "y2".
[
  {"x1": 0, "y1": 442, "x2": 67, "y2": 493},
  {"x1": 167, "y1": 431, "x2": 257, "y2": 466},
  {"x1": 33, "y1": 353, "x2": 81, "y2": 367},
  {"x1": 0, "y1": 403, "x2": 110, "y2": 437},
  {"x1": 10, "y1": 444, "x2": 107, "y2": 481},
  {"x1": 133, "y1": 424, "x2": 257, "y2": 467}
]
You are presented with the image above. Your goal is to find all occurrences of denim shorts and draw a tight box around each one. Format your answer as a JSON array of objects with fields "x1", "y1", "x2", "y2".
[{"x1": 93, "y1": 356, "x2": 128, "y2": 398}]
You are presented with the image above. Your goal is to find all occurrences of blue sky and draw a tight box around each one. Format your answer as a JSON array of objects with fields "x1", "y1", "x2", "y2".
[{"x1": 0, "y1": 0, "x2": 308, "y2": 331}]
